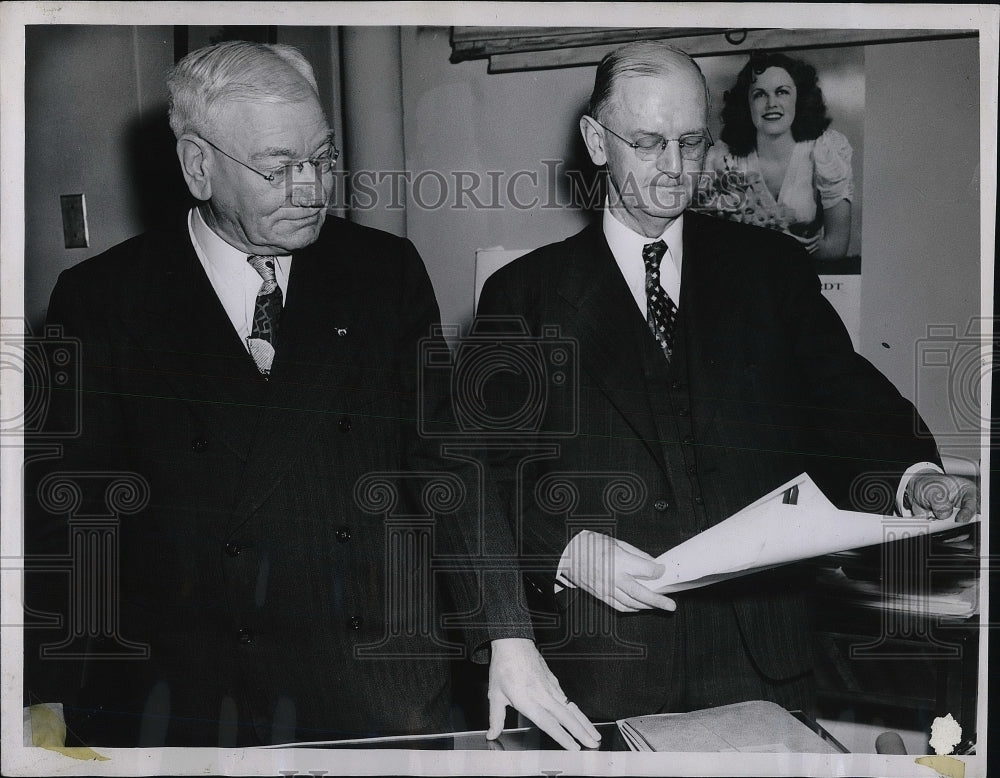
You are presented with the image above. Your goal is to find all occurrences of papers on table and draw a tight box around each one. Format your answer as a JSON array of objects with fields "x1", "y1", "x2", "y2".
[
  {"x1": 617, "y1": 700, "x2": 843, "y2": 753},
  {"x1": 643, "y1": 473, "x2": 979, "y2": 595}
]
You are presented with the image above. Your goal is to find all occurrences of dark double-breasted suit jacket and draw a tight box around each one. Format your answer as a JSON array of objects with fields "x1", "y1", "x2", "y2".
[
  {"x1": 25, "y1": 215, "x2": 525, "y2": 746},
  {"x1": 476, "y1": 211, "x2": 940, "y2": 720}
]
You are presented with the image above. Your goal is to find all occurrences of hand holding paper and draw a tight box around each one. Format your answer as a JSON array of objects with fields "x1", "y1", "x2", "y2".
[{"x1": 560, "y1": 530, "x2": 676, "y2": 613}]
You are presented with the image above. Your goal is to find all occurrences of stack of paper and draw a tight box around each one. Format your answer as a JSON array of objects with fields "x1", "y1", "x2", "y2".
[{"x1": 617, "y1": 700, "x2": 842, "y2": 753}]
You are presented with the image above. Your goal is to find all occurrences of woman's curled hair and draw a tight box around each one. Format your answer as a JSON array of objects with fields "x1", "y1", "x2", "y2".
[{"x1": 719, "y1": 50, "x2": 832, "y2": 156}]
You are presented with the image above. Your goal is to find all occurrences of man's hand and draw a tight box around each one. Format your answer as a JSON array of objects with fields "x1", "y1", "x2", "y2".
[
  {"x1": 908, "y1": 473, "x2": 979, "y2": 523},
  {"x1": 561, "y1": 530, "x2": 676, "y2": 612},
  {"x1": 487, "y1": 638, "x2": 601, "y2": 750}
]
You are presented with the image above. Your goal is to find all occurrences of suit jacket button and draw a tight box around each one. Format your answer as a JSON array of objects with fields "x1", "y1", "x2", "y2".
[
  {"x1": 693, "y1": 495, "x2": 705, "y2": 506},
  {"x1": 677, "y1": 407, "x2": 690, "y2": 417},
  {"x1": 347, "y1": 615, "x2": 363, "y2": 630},
  {"x1": 336, "y1": 526, "x2": 351, "y2": 543},
  {"x1": 224, "y1": 541, "x2": 241, "y2": 557},
  {"x1": 653, "y1": 499, "x2": 669, "y2": 512},
  {"x1": 687, "y1": 464, "x2": 697, "y2": 475},
  {"x1": 338, "y1": 417, "x2": 352, "y2": 433},
  {"x1": 238, "y1": 627, "x2": 253, "y2": 644},
  {"x1": 671, "y1": 381, "x2": 683, "y2": 391},
  {"x1": 191, "y1": 438, "x2": 209, "y2": 452},
  {"x1": 682, "y1": 435, "x2": 695, "y2": 445}
]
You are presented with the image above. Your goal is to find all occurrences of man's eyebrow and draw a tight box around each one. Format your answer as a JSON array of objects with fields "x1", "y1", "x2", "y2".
[
  {"x1": 633, "y1": 127, "x2": 707, "y2": 139},
  {"x1": 250, "y1": 146, "x2": 298, "y2": 162},
  {"x1": 251, "y1": 133, "x2": 335, "y2": 162}
]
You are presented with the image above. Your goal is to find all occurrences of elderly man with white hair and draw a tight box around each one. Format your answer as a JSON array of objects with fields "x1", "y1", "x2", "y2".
[{"x1": 24, "y1": 40, "x2": 598, "y2": 750}]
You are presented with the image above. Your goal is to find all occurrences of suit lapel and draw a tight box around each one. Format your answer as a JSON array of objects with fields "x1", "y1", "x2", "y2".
[
  {"x1": 679, "y1": 212, "x2": 749, "y2": 428},
  {"x1": 129, "y1": 227, "x2": 265, "y2": 460},
  {"x1": 681, "y1": 213, "x2": 750, "y2": 356},
  {"x1": 557, "y1": 223, "x2": 669, "y2": 476},
  {"x1": 227, "y1": 222, "x2": 369, "y2": 523}
]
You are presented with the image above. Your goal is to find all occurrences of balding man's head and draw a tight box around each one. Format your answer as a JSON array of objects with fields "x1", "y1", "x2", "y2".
[
  {"x1": 588, "y1": 41, "x2": 709, "y2": 124},
  {"x1": 580, "y1": 41, "x2": 712, "y2": 237}
]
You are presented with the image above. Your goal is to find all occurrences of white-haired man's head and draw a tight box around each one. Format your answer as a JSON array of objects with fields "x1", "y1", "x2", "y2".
[
  {"x1": 170, "y1": 41, "x2": 333, "y2": 256},
  {"x1": 168, "y1": 40, "x2": 320, "y2": 139}
]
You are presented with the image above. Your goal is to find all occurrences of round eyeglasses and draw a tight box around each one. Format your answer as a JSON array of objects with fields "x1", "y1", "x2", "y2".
[
  {"x1": 589, "y1": 117, "x2": 713, "y2": 162},
  {"x1": 201, "y1": 132, "x2": 340, "y2": 187}
]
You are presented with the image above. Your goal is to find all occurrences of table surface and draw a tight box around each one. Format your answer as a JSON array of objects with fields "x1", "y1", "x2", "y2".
[{"x1": 273, "y1": 712, "x2": 849, "y2": 752}]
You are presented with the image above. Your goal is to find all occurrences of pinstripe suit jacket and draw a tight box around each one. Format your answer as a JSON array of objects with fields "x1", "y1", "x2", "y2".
[
  {"x1": 475, "y1": 211, "x2": 939, "y2": 719},
  {"x1": 24, "y1": 215, "x2": 528, "y2": 746}
]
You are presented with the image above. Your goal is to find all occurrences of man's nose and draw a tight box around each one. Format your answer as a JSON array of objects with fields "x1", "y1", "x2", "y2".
[
  {"x1": 287, "y1": 165, "x2": 330, "y2": 207},
  {"x1": 655, "y1": 140, "x2": 683, "y2": 176}
]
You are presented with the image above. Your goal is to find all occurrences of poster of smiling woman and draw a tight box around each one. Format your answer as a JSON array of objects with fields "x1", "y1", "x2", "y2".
[{"x1": 695, "y1": 47, "x2": 865, "y2": 346}]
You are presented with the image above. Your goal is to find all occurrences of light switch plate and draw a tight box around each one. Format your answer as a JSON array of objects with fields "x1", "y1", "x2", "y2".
[{"x1": 60, "y1": 194, "x2": 89, "y2": 248}]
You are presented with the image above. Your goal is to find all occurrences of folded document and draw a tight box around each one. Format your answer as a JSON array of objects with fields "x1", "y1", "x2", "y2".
[{"x1": 644, "y1": 473, "x2": 978, "y2": 594}]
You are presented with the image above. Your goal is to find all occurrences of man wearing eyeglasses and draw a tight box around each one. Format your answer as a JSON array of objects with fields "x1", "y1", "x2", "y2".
[
  {"x1": 476, "y1": 41, "x2": 976, "y2": 721},
  {"x1": 25, "y1": 40, "x2": 599, "y2": 749}
]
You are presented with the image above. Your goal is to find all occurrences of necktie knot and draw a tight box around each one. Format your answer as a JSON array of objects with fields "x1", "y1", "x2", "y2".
[
  {"x1": 248, "y1": 255, "x2": 278, "y2": 295},
  {"x1": 642, "y1": 240, "x2": 668, "y2": 271}
]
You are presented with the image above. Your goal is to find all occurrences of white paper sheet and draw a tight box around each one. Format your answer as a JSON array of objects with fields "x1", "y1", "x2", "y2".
[{"x1": 645, "y1": 473, "x2": 978, "y2": 594}]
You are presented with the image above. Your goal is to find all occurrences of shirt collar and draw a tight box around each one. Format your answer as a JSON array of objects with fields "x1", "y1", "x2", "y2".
[
  {"x1": 602, "y1": 202, "x2": 684, "y2": 305},
  {"x1": 190, "y1": 206, "x2": 291, "y2": 276},
  {"x1": 604, "y1": 206, "x2": 682, "y2": 254}
]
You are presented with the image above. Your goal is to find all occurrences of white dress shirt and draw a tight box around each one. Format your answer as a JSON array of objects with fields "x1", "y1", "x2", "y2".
[
  {"x1": 187, "y1": 207, "x2": 291, "y2": 353},
  {"x1": 603, "y1": 203, "x2": 684, "y2": 314}
]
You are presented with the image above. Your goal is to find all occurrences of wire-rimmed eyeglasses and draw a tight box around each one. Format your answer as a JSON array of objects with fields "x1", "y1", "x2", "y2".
[
  {"x1": 201, "y1": 132, "x2": 340, "y2": 187},
  {"x1": 589, "y1": 117, "x2": 713, "y2": 162}
]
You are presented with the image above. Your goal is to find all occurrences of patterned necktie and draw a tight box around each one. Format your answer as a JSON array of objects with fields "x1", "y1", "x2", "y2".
[
  {"x1": 642, "y1": 240, "x2": 678, "y2": 362},
  {"x1": 246, "y1": 255, "x2": 283, "y2": 376}
]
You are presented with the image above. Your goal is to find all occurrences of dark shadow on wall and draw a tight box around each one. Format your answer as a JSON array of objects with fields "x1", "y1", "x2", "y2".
[
  {"x1": 559, "y1": 100, "x2": 606, "y2": 217},
  {"x1": 124, "y1": 105, "x2": 194, "y2": 232}
]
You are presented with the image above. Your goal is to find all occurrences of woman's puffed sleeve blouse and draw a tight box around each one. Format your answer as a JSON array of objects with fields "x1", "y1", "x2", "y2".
[{"x1": 813, "y1": 127, "x2": 854, "y2": 209}]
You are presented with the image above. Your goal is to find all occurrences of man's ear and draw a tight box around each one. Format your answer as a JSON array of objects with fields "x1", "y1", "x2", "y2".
[
  {"x1": 176, "y1": 134, "x2": 212, "y2": 201},
  {"x1": 579, "y1": 115, "x2": 608, "y2": 167}
]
